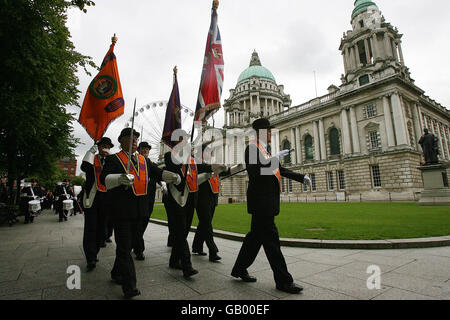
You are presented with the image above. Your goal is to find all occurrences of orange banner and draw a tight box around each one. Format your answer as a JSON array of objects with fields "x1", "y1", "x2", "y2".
[{"x1": 78, "y1": 40, "x2": 124, "y2": 142}]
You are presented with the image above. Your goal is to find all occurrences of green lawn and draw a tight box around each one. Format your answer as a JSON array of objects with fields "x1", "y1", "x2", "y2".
[{"x1": 151, "y1": 202, "x2": 450, "y2": 240}]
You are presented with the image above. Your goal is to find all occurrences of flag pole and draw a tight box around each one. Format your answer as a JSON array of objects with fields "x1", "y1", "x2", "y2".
[{"x1": 127, "y1": 98, "x2": 137, "y2": 174}]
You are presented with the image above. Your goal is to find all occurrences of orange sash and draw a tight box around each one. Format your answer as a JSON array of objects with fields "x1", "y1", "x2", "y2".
[
  {"x1": 115, "y1": 151, "x2": 148, "y2": 196},
  {"x1": 181, "y1": 156, "x2": 198, "y2": 193},
  {"x1": 94, "y1": 155, "x2": 107, "y2": 192},
  {"x1": 208, "y1": 174, "x2": 220, "y2": 194},
  {"x1": 251, "y1": 140, "x2": 281, "y2": 191}
]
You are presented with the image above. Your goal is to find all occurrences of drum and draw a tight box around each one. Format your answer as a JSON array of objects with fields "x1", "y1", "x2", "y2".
[
  {"x1": 28, "y1": 200, "x2": 41, "y2": 212},
  {"x1": 63, "y1": 199, "x2": 74, "y2": 211}
]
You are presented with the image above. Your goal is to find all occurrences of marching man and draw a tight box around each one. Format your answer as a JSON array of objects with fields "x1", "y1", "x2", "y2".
[
  {"x1": 80, "y1": 137, "x2": 114, "y2": 271},
  {"x1": 100, "y1": 128, "x2": 181, "y2": 299},
  {"x1": 231, "y1": 118, "x2": 311, "y2": 294}
]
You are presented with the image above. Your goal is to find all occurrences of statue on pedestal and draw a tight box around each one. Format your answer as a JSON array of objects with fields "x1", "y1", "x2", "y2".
[{"x1": 419, "y1": 128, "x2": 440, "y2": 165}]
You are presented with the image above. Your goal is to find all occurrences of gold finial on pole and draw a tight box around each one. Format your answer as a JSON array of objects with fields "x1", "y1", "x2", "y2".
[
  {"x1": 173, "y1": 65, "x2": 178, "y2": 74},
  {"x1": 111, "y1": 33, "x2": 118, "y2": 44},
  {"x1": 213, "y1": 0, "x2": 219, "y2": 9}
]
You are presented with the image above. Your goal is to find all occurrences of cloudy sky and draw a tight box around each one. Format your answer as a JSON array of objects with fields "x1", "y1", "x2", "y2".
[{"x1": 66, "y1": 0, "x2": 450, "y2": 173}]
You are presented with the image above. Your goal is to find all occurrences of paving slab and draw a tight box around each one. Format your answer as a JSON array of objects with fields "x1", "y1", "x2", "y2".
[{"x1": 0, "y1": 211, "x2": 449, "y2": 300}]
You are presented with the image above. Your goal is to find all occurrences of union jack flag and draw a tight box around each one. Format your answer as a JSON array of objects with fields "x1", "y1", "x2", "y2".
[{"x1": 193, "y1": 2, "x2": 224, "y2": 123}]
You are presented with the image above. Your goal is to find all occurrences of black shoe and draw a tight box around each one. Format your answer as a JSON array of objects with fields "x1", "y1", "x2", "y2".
[
  {"x1": 231, "y1": 271, "x2": 257, "y2": 283},
  {"x1": 135, "y1": 253, "x2": 145, "y2": 261},
  {"x1": 105, "y1": 238, "x2": 112, "y2": 243},
  {"x1": 123, "y1": 289, "x2": 141, "y2": 300},
  {"x1": 169, "y1": 262, "x2": 183, "y2": 270},
  {"x1": 192, "y1": 249, "x2": 207, "y2": 256},
  {"x1": 87, "y1": 263, "x2": 96, "y2": 272},
  {"x1": 183, "y1": 268, "x2": 198, "y2": 278},
  {"x1": 276, "y1": 282, "x2": 303, "y2": 294},
  {"x1": 209, "y1": 254, "x2": 222, "y2": 262}
]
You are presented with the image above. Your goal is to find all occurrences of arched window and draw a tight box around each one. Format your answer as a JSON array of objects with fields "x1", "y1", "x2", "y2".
[
  {"x1": 329, "y1": 128, "x2": 341, "y2": 155},
  {"x1": 304, "y1": 135, "x2": 313, "y2": 160},
  {"x1": 282, "y1": 140, "x2": 291, "y2": 164}
]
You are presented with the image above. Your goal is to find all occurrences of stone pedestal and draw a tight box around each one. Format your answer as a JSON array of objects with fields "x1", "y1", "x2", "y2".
[{"x1": 418, "y1": 164, "x2": 450, "y2": 206}]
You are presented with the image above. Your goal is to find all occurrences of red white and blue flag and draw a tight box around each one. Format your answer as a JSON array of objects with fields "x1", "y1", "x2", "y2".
[{"x1": 193, "y1": 1, "x2": 224, "y2": 123}]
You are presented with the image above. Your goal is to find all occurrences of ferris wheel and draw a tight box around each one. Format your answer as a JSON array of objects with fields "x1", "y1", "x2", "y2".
[{"x1": 125, "y1": 100, "x2": 195, "y2": 162}]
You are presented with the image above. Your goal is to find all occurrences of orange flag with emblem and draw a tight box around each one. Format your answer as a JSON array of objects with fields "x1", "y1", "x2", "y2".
[{"x1": 78, "y1": 35, "x2": 124, "y2": 142}]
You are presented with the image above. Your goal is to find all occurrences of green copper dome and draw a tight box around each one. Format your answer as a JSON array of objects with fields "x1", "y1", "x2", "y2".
[
  {"x1": 352, "y1": 0, "x2": 378, "y2": 19},
  {"x1": 237, "y1": 51, "x2": 276, "y2": 84}
]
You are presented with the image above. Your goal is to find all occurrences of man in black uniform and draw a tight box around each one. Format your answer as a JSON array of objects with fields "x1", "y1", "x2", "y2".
[
  {"x1": 81, "y1": 137, "x2": 113, "y2": 271},
  {"x1": 192, "y1": 144, "x2": 241, "y2": 262},
  {"x1": 132, "y1": 141, "x2": 156, "y2": 261},
  {"x1": 231, "y1": 118, "x2": 311, "y2": 294},
  {"x1": 54, "y1": 179, "x2": 74, "y2": 222},
  {"x1": 163, "y1": 133, "x2": 218, "y2": 278},
  {"x1": 100, "y1": 128, "x2": 180, "y2": 299},
  {"x1": 22, "y1": 179, "x2": 43, "y2": 224}
]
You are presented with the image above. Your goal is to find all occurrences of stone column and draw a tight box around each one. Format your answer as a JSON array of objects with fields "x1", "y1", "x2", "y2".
[
  {"x1": 340, "y1": 108, "x2": 352, "y2": 155},
  {"x1": 351, "y1": 46, "x2": 357, "y2": 69},
  {"x1": 411, "y1": 102, "x2": 423, "y2": 150},
  {"x1": 313, "y1": 121, "x2": 321, "y2": 161},
  {"x1": 318, "y1": 118, "x2": 327, "y2": 160},
  {"x1": 364, "y1": 38, "x2": 371, "y2": 64},
  {"x1": 290, "y1": 128, "x2": 297, "y2": 164},
  {"x1": 441, "y1": 124, "x2": 450, "y2": 160},
  {"x1": 349, "y1": 106, "x2": 360, "y2": 153},
  {"x1": 437, "y1": 123, "x2": 446, "y2": 160},
  {"x1": 355, "y1": 43, "x2": 361, "y2": 66},
  {"x1": 342, "y1": 52, "x2": 348, "y2": 73},
  {"x1": 392, "y1": 41, "x2": 399, "y2": 63},
  {"x1": 295, "y1": 126, "x2": 302, "y2": 164},
  {"x1": 275, "y1": 130, "x2": 281, "y2": 155},
  {"x1": 372, "y1": 33, "x2": 379, "y2": 59},
  {"x1": 398, "y1": 42, "x2": 405, "y2": 65},
  {"x1": 250, "y1": 95, "x2": 254, "y2": 114},
  {"x1": 384, "y1": 33, "x2": 392, "y2": 58},
  {"x1": 383, "y1": 95, "x2": 396, "y2": 147},
  {"x1": 417, "y1": 104, "x2": 425, "y2": 132},
  {"x1": 391, "y1": 92, "x2": 408, "y2": 146}
]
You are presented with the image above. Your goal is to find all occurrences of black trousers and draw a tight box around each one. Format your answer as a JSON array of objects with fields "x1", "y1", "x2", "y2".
[
  {"x1": 82, "y1": 199, "x2": 106, "y2": 264},
  {"x1": 132, "y1": 217, "x2": 149, "y2": 255},
  {"x1": 165, "y1": 195, "x2": 195, "y2": 270},
  {"x1": 111, "y1": 217, "x2": 138, "y2": 294},
  {"x1": 192, "y1": 201, "x2": 218, "y2": 255},
  {"x1": 232, "y1": 214, "x2": 293, "y2": 286}
]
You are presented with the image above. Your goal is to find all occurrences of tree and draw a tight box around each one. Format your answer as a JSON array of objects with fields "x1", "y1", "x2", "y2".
[{"x1": 0, "y1": 0, "x2": 96, "y2": 204}]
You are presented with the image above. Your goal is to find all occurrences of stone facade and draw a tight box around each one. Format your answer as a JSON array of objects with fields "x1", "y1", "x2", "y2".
[{"x1": 219, "y1": 0, "x2": 450, "y2": 202}]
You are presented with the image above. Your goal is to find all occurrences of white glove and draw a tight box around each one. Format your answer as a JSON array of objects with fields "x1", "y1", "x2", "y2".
[
  {"x1": 304, "y1": 175, "x2": 312, "y2": 186},
  {"x1": 105, "y1": 174, "x2": 134, "y2": 190},
  {"x1": 162, "y1": 170, "x2": 181, "y2": 185},
  {"x1": 212, "y1": 164, "x2": 227, "y2": 174},
  {"x1": 83, "y1": 145, "x2": 98, "y2": 164},
  {"x1": 276, "y1": 149, "x2": 290, "y2": 159},
  {"x1": 160, "y1": 182, "x2": 168, "y2": 195},
  {"x1": 118, "y1": 174, "x2": 135, "y2": 186},
  {"x1": 89, "y1": 145, "x2": 98, "y2": 154}
]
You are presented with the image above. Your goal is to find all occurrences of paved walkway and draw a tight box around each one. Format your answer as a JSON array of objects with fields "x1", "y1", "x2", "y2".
[{"x1": 0, "y1": 210, "x2": 449, "y2": 300}]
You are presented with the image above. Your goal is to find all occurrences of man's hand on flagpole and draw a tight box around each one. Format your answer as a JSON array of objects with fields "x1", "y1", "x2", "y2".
[
  {"x1": 119, "y1": 174, "x2": 134, "y2": 186},
  {"x1": 162, "y1": 171, "x2": 181, "y2": 185}
]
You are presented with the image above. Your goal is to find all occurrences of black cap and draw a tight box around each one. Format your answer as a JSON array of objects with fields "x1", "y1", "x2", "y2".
[
  {"x1": 252, "y1": 118, "x2": 274, "y2": 130},
  {"x1": 96, "y1": 137, "x2": 114, "y2": 148},
  {"x1": 138, "y1": 141, "x2": 152, "y2": 150},
  {"x1": 118, "y1": 128, "x2": 140, "y2": 142},
  {"x1": 63, "y1": 178, "x2": 70, "y2": 183}
]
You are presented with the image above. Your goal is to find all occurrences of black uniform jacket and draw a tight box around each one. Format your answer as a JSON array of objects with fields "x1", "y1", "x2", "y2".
[
  {"x1": 23, "y1": 186, "x2": 43, "y2": 198},
  {"x1": 245, "y1": 143, "x2": 305, "y2": 216},
  {"x1": 100, "y1": 153, "x2": 163, "y2": 220},
  {"x1": 163, "y1": 152, "x2": 213, "y2": 208}
]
